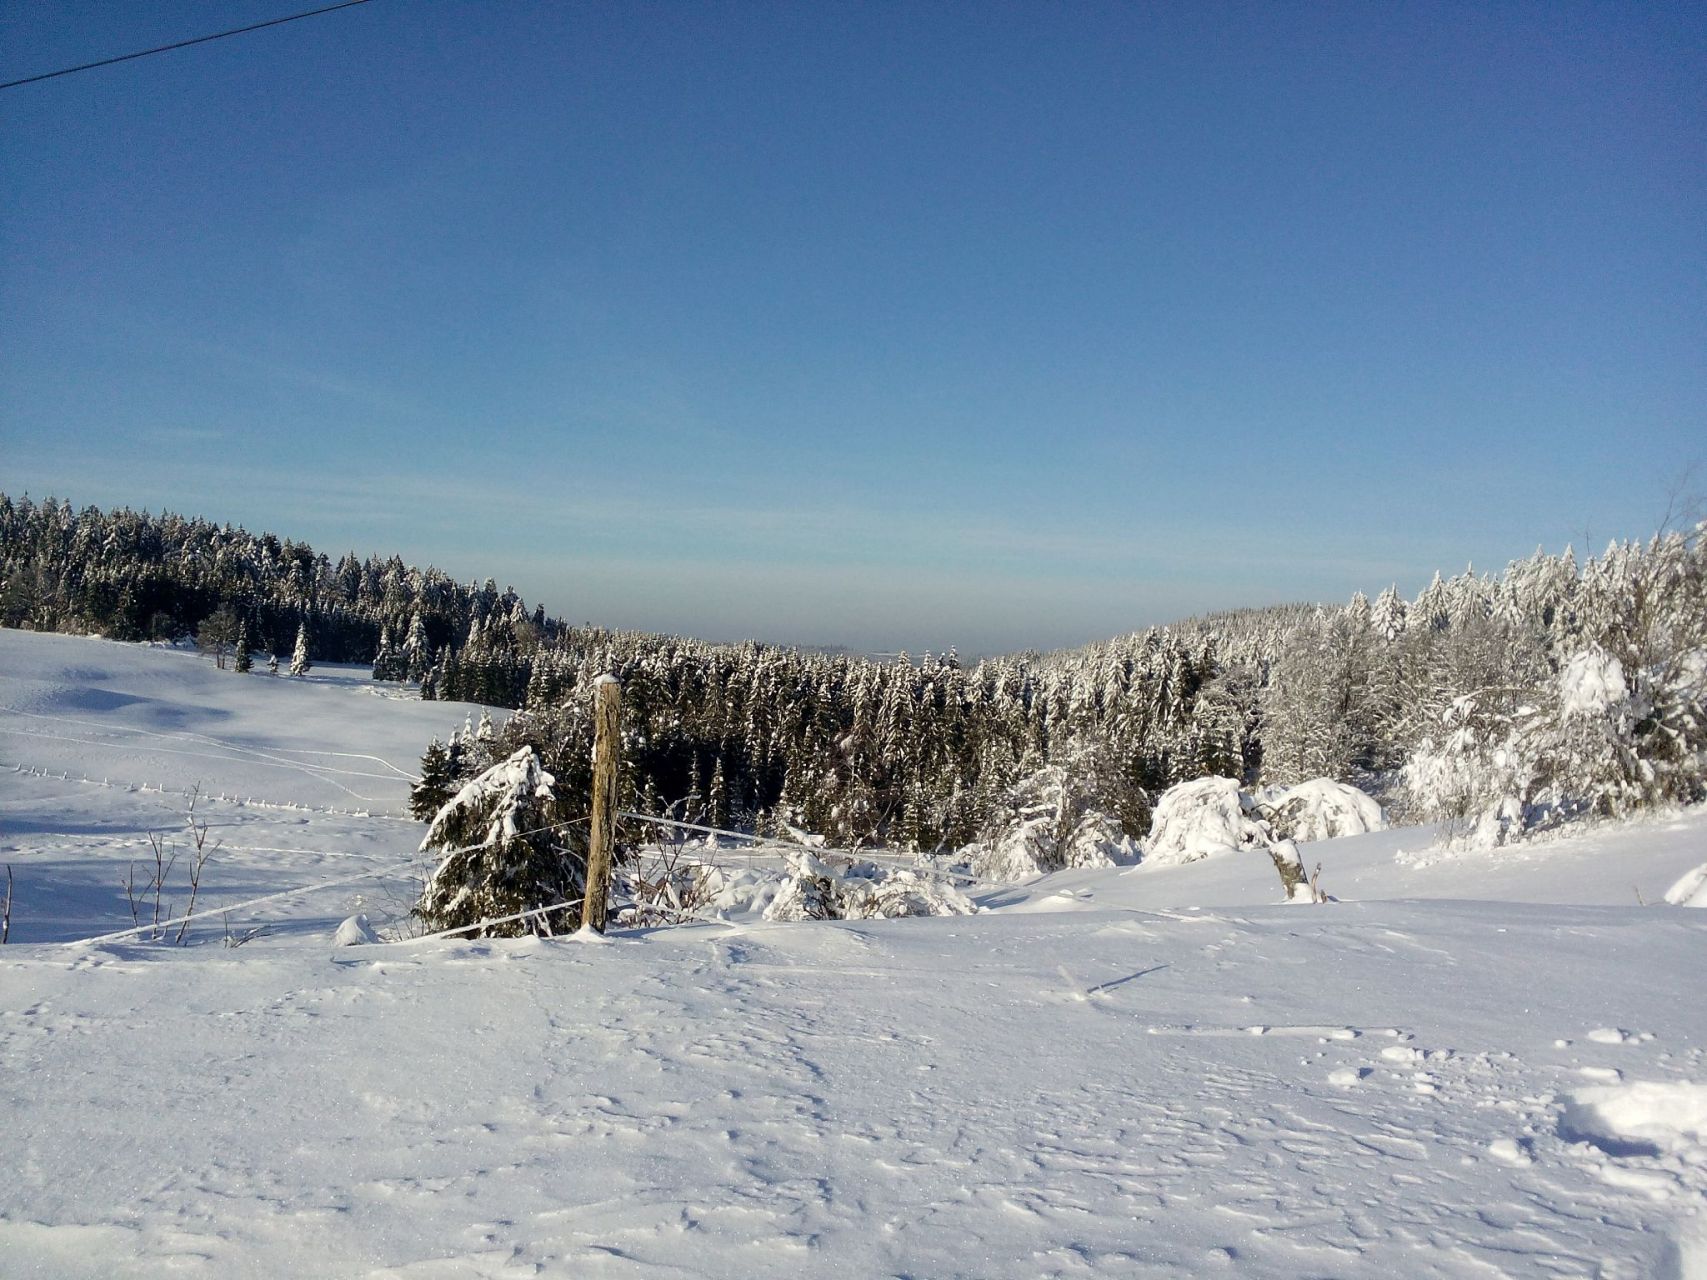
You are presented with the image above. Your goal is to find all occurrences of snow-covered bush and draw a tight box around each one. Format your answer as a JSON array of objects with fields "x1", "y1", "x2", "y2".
[
  {"x1": 961, "y1": 764, "x2": 1138, "y2": 882},
  {"x1": 1397, "y1": 690, "x2": 1532, "y2": 846},
  {"x1": 1142, "y1": 777, "x2": 1266, "y2": 866},
  {"x1": 1254, "y1": 778, "x2": 1387, "y2": 843},
  {"x1": 689, "y1": 863, "x2": 784, "y2": 919},
  {"x1": 1141, "y1": 776, "x2": 1324, "y2": 902},
  {"x1": 763, "y1": 850, "x2": 976, "y2": 921},
  {"x1": 415, "y1": 747, "x2": 583, "y2": 937}
]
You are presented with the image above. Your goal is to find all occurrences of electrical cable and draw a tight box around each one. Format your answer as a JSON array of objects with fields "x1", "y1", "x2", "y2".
[{"x1": 1, "y1": 0, "x2": 377, "y2": 92}]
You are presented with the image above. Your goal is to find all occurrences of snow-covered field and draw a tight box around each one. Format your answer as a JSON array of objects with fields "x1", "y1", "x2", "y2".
[{"x1": 3, "y1": 629, "x2": 1706, "y2": 1278}]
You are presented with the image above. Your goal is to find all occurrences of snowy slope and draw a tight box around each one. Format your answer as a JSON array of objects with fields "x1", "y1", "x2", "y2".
[
  {"x1": 3, "y1": 630, "x2": 1705, "y2": 1278},
  {"x1": 988, "y1": 807, "x2": 1707, "y2": 915},
  {"x1": 0, "y1": 630, "x2": 490, "y2": 946},
  {"x1": 0, "y1": 627, "x2": 480, "y2": 814}
]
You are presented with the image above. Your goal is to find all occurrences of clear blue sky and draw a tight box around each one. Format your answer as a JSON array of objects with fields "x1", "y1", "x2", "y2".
[{"x1": 2, "y1": 1, "x2": 1702, "y2": 654}]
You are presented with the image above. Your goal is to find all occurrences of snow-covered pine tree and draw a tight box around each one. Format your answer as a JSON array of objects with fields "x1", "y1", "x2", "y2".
[
  {"x1": 470, "y1": 709, "x2": 498, "y2": 770},
  {"x1": 234, "y1": 620, "x2": 252, "y2": 673},
  {"x1": 1414, "y1": 571, "x2": 1451, "y2": 634},
  {"x1": 964, "y1": 757, "x2": 1138, "y2": 882},
  {"x1": 372, "y1": 623, "x2": 396, "y2": 681},
  {"x1": 1371, "y1": 585, "x2": 1407, "y2": 643},
  {"x1": 290, "y1": 621, "x2": 311, "y2": 677},
  {"x1": 402, "y1": 609, "x2": 432, "y2": 682},
  {"x1": 414, "y1": 746, "x2": 581, "y2": 937}
]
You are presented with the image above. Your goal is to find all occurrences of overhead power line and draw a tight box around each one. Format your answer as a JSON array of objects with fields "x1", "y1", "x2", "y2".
[{"x1": 0, "y1": 0, "x2": 378, "y2": 92}]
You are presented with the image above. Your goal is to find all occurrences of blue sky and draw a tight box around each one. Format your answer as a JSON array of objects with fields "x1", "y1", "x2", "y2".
[{"x1": 2, "y1": 1, "x2": 1702, "y2": 654}]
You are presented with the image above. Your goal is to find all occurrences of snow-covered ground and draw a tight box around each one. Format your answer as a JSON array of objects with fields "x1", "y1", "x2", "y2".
[{"x1": 3, "y1": 629, "x2": 1705, "y2": 1278}]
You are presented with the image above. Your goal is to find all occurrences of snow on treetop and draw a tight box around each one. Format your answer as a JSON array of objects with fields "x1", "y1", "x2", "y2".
[
  {"x1": 420, "y1": 746, "x2": 556, "y2": 853},
  {"x1": 1256, "y1": 779, "x2": 1387, "y2": 844},
  {"x1": 1558, "y1": 648, "x2": 1629, "y2": 721}
]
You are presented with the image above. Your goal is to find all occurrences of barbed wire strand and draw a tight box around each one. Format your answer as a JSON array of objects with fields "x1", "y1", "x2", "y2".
[
  {"x1": 69, "y1": 802, "x2": 994, "y2": 949},
  {"x1": 68, "y1": 812, "x2": 584, "y2": 948},
  {"x1": 619, "y1": 810, "x2": 1000, "y2": 886}
]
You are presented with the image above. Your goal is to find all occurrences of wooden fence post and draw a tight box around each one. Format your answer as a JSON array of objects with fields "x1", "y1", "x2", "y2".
[{"x1": 582, "y1": 674, "x2": 622, "y2": 933}]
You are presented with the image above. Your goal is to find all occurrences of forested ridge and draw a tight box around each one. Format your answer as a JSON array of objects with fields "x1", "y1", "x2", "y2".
[
  {"x1": 5, "y1": 492, "x2": 1703, "y2": 855},
  {"x1": 0, "y1": 493, "x2": 556, "y2": 675}
]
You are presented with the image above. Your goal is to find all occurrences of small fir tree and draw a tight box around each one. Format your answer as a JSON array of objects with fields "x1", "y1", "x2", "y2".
[
  {"x1": 414, "y1": 746, "x2": 582, "y2": 937},
  {"x1": 410, "y1": 738, "x2": 458, "y2": 822},
  {"x1": 290, "y1": 621, "x2": 311, "y2": 677},
  {"x1": 233, "y1": 621, "x2": 252, "y2": 673},
  {"x1": 372, "y1": 623, "x2": 395, "y2": 681}
]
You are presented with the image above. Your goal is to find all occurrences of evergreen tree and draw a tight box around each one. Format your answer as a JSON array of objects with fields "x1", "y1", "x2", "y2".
[
  {"x1": 1371, "y1": 585, "x2": 1408, "y2": 642},
  {"x1": 402, "y1": 609, "x2": 432, "y2": 681},
  {"x1": 290, "y1": 621, "x2": 311, "y2": 676},
  {"x1": 470, "y1": 709, "x2": 498, "y2": 770},
  {"x1": 233, "y1": 620, "x2": 252, "y2": 673},
  {"x1": 410, "y1": 738, "x2": 458, "y2": 822},
  {"x1": 415, "y1": 747, "x2": 581, "y2": 937},
  {"x1": 441, "y1": 648, "x2": 465, "y2": 702},
  {"x1": 372, "y1": 623, "x2": 396, "y2": 681}
]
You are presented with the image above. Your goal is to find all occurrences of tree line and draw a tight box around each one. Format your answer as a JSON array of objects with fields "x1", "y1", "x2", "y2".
[
  {"x1": 6, "y1": 492, "x2": 1703, "y2": 853},
  {"x1": 0, "y1": 493, "x2": 552, "y2": 672}
]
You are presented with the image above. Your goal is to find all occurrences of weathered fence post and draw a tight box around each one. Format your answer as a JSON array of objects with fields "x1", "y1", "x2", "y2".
[{"x1": 581, "y1": 674, "x2": 622, "y2": 933}]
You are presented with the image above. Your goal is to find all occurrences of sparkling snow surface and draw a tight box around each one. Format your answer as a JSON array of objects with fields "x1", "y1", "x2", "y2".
[{"x1": 3, "y1": 630, "x2": 1706, "y2": 1278}]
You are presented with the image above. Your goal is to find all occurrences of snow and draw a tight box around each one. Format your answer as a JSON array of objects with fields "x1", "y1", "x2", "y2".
[
  {"x1": 333, "y1": 913, "x2": 380, "y2": 946},
  {"x1": 1667, "y1": 861, "x2": 1707, "y2": 907},
  {"x1": 4, "y1": 629, "x2": 1707, "y2": 1277},
  {"x1": 1559, "y1": 647, "x2": 1630, "y2": 720},
  {"x1": 1141, "y1": 775, "x2": 1260, "y2": 865},
  {"x1": 1560, "y1": 1081, "x2": 1707, "y2": 1158},
  {"x1": 1257, "y1": 777, "x2": 1387, "y2": 843},
  {"x1": 763, "y1": 848, "x2": 977, "y2": 921}
]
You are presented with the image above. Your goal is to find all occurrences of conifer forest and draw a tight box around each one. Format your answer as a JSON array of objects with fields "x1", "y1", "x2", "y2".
[{"x1": 4, "y1": 492, "x2": 1703, "y2": 860}]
